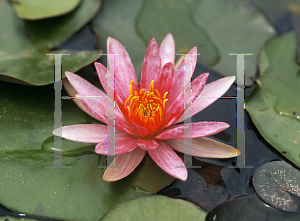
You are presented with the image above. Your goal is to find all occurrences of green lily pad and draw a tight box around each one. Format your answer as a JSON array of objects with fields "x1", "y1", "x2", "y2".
[
  {"x1": 253, "y1": 161, "x2": 300, "y2": 212},
  {"x1": 0, "y1": 0, "x2": 102, "y2": 85},
  {"x1": 136, "y1": 0, "x2": 219, "y2": 66},
  {"x1": 246, "y1": 32, "x2": 300, "y2": 168},
  {"x1": 100, "y1": 195, "x2": 206, "y2": 220},
  {"x1": 0, "y1": 81, "x2": 175, "y2": 221},
  {"x1": 0, "y1": 49, "x2": 102, "y2": 85},
  {"x1": 24, "y1": 0, "x2": 102, "y2": 50},
  {"x1": 10, "y1": 0, "x2": 82, "y2": 20},
  {"x1": 193, "y1": 0, "x2": 275, "y2": 86},
  {"x1": 206, "y1": 194, "x2": 300, "y2": 221},
  {"x1": 91, "y1": 0, "x2": 146, "y2": 79}
]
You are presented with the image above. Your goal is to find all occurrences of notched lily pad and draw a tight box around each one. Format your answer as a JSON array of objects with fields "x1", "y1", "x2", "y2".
[
  {"x1": 10, "y1": 0, "x2": 82, "y2": 20},
  {"x1": 100, "y1": 195, "x2": 206, "y2": 220},
  {"x1": 253, "y1": 161, "x2": 300, "y2": 212}
]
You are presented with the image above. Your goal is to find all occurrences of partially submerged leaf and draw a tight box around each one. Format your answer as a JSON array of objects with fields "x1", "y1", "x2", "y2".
[
  {"x1": 253, "y1": 161, "x2": 300, "y2": 212},
  {"x1": 10, "y1": 0, "x2": 82, "y2": 20},
  {"x1": 100, "y1": 195, "x2": 206, "y2": 220}
]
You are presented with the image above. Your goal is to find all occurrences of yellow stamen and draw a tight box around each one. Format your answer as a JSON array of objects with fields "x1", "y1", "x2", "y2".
[
  {"x1": 125, "y1": 80, "x2": 168, "y2": 129},
  {"x1": 150, "y1": 80, "x2": 154, "y2": 92}
]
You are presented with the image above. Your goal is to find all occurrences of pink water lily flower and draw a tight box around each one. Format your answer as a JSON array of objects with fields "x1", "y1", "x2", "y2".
[{"x1": 54, "y1": 34, "x2": 240, "y2": 182}]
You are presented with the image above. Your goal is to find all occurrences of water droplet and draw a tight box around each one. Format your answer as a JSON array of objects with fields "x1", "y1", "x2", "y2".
[
  {"x1": 273, "y1": 134, "x2": 278, "y2": 137},
  {"x1": 132, "y1": 185, "x2": 150, "y2": 195}
]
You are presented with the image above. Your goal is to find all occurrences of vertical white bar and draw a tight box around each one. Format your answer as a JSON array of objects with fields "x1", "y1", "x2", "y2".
[
  {"x1": 47, "y1": 53, "x2": 71, "y2": 168},
  {"x1": 228, "y1": 53, "x2": 253, "y2": 168},
  {"x1": 183, "y1": 54, "x2": 193, "y2": 168}
]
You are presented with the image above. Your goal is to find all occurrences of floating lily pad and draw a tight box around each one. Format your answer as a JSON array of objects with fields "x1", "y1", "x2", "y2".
[
  {"x1": 193, "y1": 0, "x2": 275, "y2": 86},
  {"x1": 253, "y1": 161, "x2": 300, "y2": 212},
  {"x1": 0, "y1": 49, "x2": 102, "y2": 85},
  {"x1": 0, "y1": 81, "x2": 175, "y2": 221},
  {"x1": 10, "y1": 0, "x2": 82, "y2": 20},
  {"x1": 136, "y1": 0, "x2": 219, "y2": 67},
  {"x1": 92, "y1": 0, "x2": 146, "y2": 79},
  {"x1": 24, "y1": 0, "x2": 102, "y2": 50},
  {"x1": 100, "y1": 195, "x2": 206, "y2": 220},
  {"x1": 246, "y1": 32, "x2": 300, "y2": 168},
  {"x1": 206, "y1": 194, "x2": 300, "y2": 221},
  {"x1": 0, "y1": 0, "x2": 102, "y2": 85}
]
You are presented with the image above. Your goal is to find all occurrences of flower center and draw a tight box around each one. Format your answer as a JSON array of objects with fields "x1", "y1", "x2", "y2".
[{"x1": 124, "y1": 80, "x2": 168, "y2": 129}]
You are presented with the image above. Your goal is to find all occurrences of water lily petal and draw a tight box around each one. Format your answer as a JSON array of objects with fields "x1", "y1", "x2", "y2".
[
  {"x1": 65, "y1": 71, "x2": 105, "y2": 97},
  {"x1": 62, "y1": 78, "x2": 98, "y2": 120},
  {"x1": 95, "y1": 136, "x2": 138, "y2": 155},
  {"x1": 175, "y1": 76, "x2": 236, "y2": 123},
  {"x1": 94, "y1": 62, "x2": 128, "y2": 102},
  {"x1": 76, "y1": 94, "x2": 136, "y2": 135},
  {"x1": 107, "y1": 37, "x2": 138, "y2": 98},
  {"x1": 160, "y1": 33, "x2": 175, "y2": 66},
  {"x1": 162, "y1": 73, "x2": 209, "y2": 129},
  {"x1": 53, "y1": 124, "x2": 107, "y2": 143},
  {"x1": 136, "y1": 138, "x2": 159, "y2": 151},
  {"x1": 76, "y1": 94, "x2": 107, "y2": 123},
  {"x1": 148, "y1": 141, "x2": 187, "y2": 181},
  {"x1": 103, "y1": 148, "x2": 146, "y2": 182},
  {"x1": 94, "y1": 61, "x2": 134, "y2": 123},
  {"x1": 131, "y1": 120, "x2": 148, "y2": 137},
  {"x1": 165, "y1": 137, "x2": 240, "y2": 158},
  {"x1": 154, "y1": 62, "x2": 174, "y2": 100},
  {"x1": 167, "y1": 47, "x2": 197, "y2": 109},
  {"x1": 155, "y1": 121, "x2": 229, "y2": 139},
  {"x1": 140, "y1": 38, "x2": 162, "y2": 91}
]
